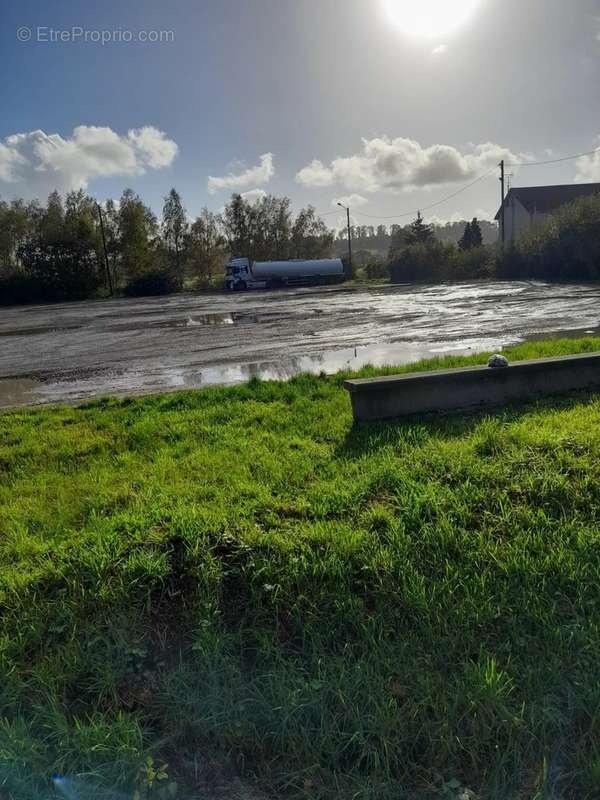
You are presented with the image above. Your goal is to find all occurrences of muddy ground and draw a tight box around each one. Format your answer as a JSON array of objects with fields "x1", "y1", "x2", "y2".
[{"x1": 1, "y1": 281, "x2": 599, "y2": 408}]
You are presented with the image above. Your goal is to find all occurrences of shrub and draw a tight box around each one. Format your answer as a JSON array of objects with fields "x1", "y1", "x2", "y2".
[
  {"x1": 364, "y1": 258, "x2": 390, "y2": 280},
  {"x1": 17, "y1": 239, "x2": 102, "y2": 301},
  {"x1": 390, "y1": 241, "x2": 454, "y2": 283},
  {"x1": 389, "y1": 241, "x2": 496, "y2": 284},
  {"x1": 124, "y1": 270, "x2": 182, "y2": 297},
  {"x1": 0, "y1": 272, "x2": 42, "y2": 305},
  {"x1": 497, "y1": 193, "x2": 600, "y2": 281},
  {"x1": 495, "y1": 245, "x2": 526, "y2": 280},
  {"x1": 450, "y1": 244, "x2": 495, "y2": 280}
]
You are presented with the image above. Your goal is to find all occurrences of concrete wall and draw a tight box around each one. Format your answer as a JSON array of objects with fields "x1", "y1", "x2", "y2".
[{"x1": 344, "y1": 353, "x2": 600, "y2": 422}]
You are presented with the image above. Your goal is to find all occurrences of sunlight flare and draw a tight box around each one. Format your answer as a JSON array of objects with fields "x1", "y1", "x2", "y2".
[{"x1": 383, "y1": 0, "x2": 482, "y2": 38}]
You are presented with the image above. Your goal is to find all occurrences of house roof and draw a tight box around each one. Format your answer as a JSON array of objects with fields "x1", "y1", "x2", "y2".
[{"x1": 495, "y1": 182, "x2": 600, "y2": 220}]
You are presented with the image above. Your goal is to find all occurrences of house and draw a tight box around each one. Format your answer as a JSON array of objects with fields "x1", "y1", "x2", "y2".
[{"x1": 495, "y1": 182, "x2": 600, "y2": 245}]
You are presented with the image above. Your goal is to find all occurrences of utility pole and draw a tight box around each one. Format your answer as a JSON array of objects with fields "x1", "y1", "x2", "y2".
[
  {"x1": 337, "y1": 202, "x2": 353, "y2": 276},
  {"x1": 96, "y1": 201, "x2": 114, "y2": 296},
  {"x1": 499, "y1": 160, "x2": 506, "y2": 248}
]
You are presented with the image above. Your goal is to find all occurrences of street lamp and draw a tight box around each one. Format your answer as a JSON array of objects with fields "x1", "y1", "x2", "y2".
[{"x1": 337, "y1": 202, "x2": 353, "y2": 277}]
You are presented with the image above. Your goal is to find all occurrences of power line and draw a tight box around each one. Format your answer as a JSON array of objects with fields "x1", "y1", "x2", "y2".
[
  {"x1": 506, "y1": 146, "x2": 600, "y2": 168},
  {"x1": 351, "y1": 166, "x2": 497, "y2": 220},
  {"x1": 316, "y1": 144, "x2": 600, "y2": 222}
]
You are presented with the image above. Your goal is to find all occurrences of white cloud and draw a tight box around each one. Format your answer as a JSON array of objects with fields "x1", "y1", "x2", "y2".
[
  {"x1": 332, "y1": 193, "x2": 368, "y2": 208},
  {"x1": 296, "y1": 136, "x2": 522, "y2": 193},
  {"x1": 432, "y1": 44, "x2": 448, "y2": 55},
  {"x1": 575, "y1": 138, "x2": 600, "y2": 181},
  {"x1": 127, "y1": 127, "x2": 178, "y2": 169},
  {"x1": 0, "y1": 141, "x2": 27, "y2": 183},
  {"x1": 428, "y1": 208, "x2": 495, "y2": 225},
  {"x1": 241, "y1": 188, "x2": 268, "y2": 203},
  {"x1": 0, "y1": 125, "x2": 178, "y2": 200},
  {"x1": 296, "y1": 159, "x2": 335, "y2": 188},
  {"x1": 208, "y1": 153, "x2": 274, "y2": 194}
]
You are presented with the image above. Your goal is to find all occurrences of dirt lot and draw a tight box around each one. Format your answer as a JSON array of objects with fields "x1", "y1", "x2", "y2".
[{"x1": 1, "y1": 281, "x2": 599, "y2": 408}]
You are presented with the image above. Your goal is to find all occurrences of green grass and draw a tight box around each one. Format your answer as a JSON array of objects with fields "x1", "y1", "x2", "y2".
[{"x1": 2, "y1": 337, "x2": 600, "y2": 799}]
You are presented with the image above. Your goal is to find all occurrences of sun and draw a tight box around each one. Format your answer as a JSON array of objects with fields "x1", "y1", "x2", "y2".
[{"x1": 383, "y1": 0, "x2": 482, "y2": 38}]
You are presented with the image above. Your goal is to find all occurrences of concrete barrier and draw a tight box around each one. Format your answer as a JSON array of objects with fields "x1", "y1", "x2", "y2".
[{"x1": 344, "y1": 352, "x2": 600, "y2": 422}]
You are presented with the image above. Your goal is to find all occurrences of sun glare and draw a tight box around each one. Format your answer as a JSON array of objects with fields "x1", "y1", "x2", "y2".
[{"x1": 383, "y1": 0, "x2": 482, "y2": 38}]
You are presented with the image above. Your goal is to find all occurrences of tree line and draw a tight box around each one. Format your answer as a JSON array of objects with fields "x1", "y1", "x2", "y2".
[
  {"x1": 0, "y1": 189, "x2": 334, "y2": 305},
  {"x1": 332, "y1": 218, "x2": 498, "y2": 258},
  {"x1": 2, "y1": 187, "x2": 597, "y2": 305},
  {"x1": 378, "y1": 194, "x2": 600, "y2": 284}
]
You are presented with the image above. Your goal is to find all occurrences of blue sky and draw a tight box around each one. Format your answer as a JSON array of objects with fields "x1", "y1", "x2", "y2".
[{"x1": 2, "y1": 0, "x2": 600, "y2": 226}]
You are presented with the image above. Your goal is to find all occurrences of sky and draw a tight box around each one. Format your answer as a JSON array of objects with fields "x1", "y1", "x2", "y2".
[{"x1": 1, "y1": 0, "x2": 600, "y2": 228}]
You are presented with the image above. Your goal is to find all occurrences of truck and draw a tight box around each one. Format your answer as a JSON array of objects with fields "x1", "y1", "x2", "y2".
[{"x1": 225, "y1": 257, "x2": 344, "y2": 291}]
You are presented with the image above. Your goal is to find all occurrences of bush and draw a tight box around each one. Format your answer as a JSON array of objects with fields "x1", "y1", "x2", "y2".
[
  {"x1": 495, "y1": 246, "x2": 526, "y2": 280},
  {"x1": 17, "y1": 239, "x2": 102, "y2": 301},
  {"x1": 450, "y1": 244, "x2": 495, "y2": 280},
  {"x1": 124, "y1": 270, "x2": 182, "y2": 297},
  {"x1": 389, "y1": 242, "x2": 496, "y2": 284},
  {"x1": 497, "y1": 194, "x2": 600, "y2": 281},
  {"x1": 364, "y1": 258, "x2": 391, "y2": 280},
  {"x1": 0, "y1": 272, "x2": 42, "y2": 306},
  {"x1": 390, "y1": 241, "x2": 454, "y2": 283}
]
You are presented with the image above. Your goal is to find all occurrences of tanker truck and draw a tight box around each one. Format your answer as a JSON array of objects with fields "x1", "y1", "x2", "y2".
[{"x1": 225, "y1": 257, "x2": 344, "y2": 291}]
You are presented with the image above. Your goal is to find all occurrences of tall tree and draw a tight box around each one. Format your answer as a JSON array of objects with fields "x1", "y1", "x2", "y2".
[
  {"x1": 470, "y1": 217, "x2": 483, "y2": 248},
  {"x1": 187, "y1": 209, "x2": 227, "y2": 285},
  {"x1": 458, "y1": 218, "x2": 483, "y2": 251},
  {"x1": 162, "y1": 188, "x2": 188, "y2": 276},
  {"x1": 222, "y1": 193, "x2": 254, "y2": 259},
  {"x1": 388, "y1": 224, "x2": 408, "y2": 261},
  {"x1": 0, "y1": 199, "x2": 32, "y2": 273},
  {"x1": 291, "y1": 205, "x2": 334, "y2": 259},
  {"x1": 259, "y1": 195, "x2": 292, "y2": 260},
  {"x1": 64, "y1": 190, "x2": 101, "y2": 257},
  {"x1": 39, "y1": 191, "x2": 65, "y2": 245},
  {"x1": 405, "y1": 212, "x2": 434, "y2": 245},
  {"x1": 458, "y1": 221, "x2": 473, "y2": 251},
  {"x1": 118, "y1": 189, "x2": 157, "y2": 278},
  {"x1": 17, "y1": 190, "x2": 102, "y2": 301}
]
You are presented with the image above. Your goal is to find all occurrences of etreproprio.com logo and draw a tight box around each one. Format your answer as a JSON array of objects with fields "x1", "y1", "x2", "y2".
[{"x1": 16, "y1": 26, "x2": 175, "y2": 44}]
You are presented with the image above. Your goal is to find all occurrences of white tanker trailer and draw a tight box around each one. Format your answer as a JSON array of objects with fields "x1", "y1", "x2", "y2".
[{"x1": 225, "y1": 257, "x2": 344, "y2": 291}]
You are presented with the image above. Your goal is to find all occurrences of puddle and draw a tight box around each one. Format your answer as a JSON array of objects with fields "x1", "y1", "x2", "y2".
[
  {"x1": 1, "y1": 338, "x2": 509, "y2": 409},
  {"x1": 169, "y1": 337, "x2": 513, "y2": 389},
  {"x1": 2, "y1": 280, "x2": 600, "y2": 409},
  {"x1": 186, "y1": 313, "x2": 234, "y2": 326}
]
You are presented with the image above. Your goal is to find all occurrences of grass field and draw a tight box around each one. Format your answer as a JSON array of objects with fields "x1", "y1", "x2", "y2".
[{"x1": 2, "y1": 337, "x2": 600, "y2": 800}]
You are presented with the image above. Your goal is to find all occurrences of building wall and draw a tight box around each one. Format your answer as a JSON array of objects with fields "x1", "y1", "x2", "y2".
[
  {"x1": 502, "y1": 196, "x2": 532, "y2": 244},
  {"x1": 530, "y1": 211, "x2": 552, "y2": 233}
]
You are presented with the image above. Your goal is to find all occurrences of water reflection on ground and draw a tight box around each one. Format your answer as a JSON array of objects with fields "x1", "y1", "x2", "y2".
[{"x1": 1, "y1": 280, "x2": 599, "y2": 408}]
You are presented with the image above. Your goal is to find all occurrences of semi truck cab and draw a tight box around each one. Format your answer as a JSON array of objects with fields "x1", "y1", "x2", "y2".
[{"x1": 225, "y1": 258, "x2": 267, "y2": 291}]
